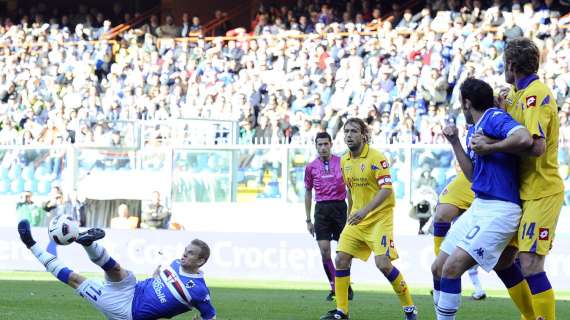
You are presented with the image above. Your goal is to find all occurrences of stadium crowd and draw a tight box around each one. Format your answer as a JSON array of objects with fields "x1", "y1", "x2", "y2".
[{"x1": 0, "y1": 1, "x2": 568, "y2": 148}]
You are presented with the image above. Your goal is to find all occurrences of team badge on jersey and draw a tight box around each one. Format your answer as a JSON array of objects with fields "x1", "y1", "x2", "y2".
[
  {"x1": 381, "y1": 160, "x2": 388, "y2": 169},
  {"x1": 371, "y1": 164, "x2": 379, "y2": 171},
  {"x1": 539, "y1": 228, "x2": 549, "y2": 241},
  {"x1": 526, "y1": 96, "x2": 537, "y2": 108},
  {"x1": 474, "y1": 248, "x2": 485, "y2": 258}
]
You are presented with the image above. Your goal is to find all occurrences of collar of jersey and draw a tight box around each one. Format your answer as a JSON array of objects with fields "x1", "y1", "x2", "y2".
[
  {"x1": 473, "y1": 107, "x2": 500, "y2": 133},
  {"x1": 515, "y1": 74, "x2": 539, "y2": 91},
  {"x1": 347, "y1": 143, "x2": 370, "y2": 159},
  {"x1": 178, "y1": 269, "x2": 204, "y2": 278}
]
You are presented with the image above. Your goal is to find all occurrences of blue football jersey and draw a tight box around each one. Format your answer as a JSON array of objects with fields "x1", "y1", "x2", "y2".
[
  {"x1": 466, "y1": 107, "x2": 524, "y2": 205},
  {"x1": 131, "y1": 260, "x2": 216, "y2": 320}
]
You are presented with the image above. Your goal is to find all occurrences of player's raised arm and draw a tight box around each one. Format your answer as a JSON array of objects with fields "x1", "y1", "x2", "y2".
[{"x1": 443, "y1": 124, "x2": 473, "y2": 181}]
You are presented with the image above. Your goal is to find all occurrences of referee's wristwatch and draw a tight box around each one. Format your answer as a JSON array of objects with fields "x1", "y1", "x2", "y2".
[{"x1": 306, "y1": 219, "x2": 312, "y2": 223}]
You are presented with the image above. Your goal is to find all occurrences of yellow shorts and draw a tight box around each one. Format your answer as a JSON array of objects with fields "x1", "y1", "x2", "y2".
[
  {"x1": 337, "y1": 219, "x2": 398, "y2": 262},
  {"x1": 515, "y1": 192, "x2": 564, "y2": 256},
  {"x1": 438, "y1": 172, "x2": 474, "y2": 210}
]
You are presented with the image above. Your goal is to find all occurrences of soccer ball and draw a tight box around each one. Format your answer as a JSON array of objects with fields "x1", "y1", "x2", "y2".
[{"x1": 48, "y1": 215, "x2": 80, "y2": 245}]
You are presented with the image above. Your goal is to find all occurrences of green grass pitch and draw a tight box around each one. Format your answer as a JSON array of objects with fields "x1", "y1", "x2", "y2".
[{"x1": 1, "y1": 272, "x2": 569, "y2": 319}]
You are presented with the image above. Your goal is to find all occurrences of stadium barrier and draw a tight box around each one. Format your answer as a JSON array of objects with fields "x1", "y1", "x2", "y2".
[{"x1": 2, "y1": 227, "x2": 570, "y2": 289}]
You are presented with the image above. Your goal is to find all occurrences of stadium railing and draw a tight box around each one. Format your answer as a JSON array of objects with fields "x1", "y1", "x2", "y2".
[{"x1": 2, "y1": 131, "x2": 569, "y2": 209}]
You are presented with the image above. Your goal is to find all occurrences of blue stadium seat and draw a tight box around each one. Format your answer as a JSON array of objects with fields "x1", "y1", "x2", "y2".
[
  {"x1": 37, "y1": 179, "x2": 51, "y2": 195},
  {"x1": 1, "y1": 166, "x2": 9, "y2": 179},
  {"x1": 22, "y1": 165, "x2": 35, "y2": 180},
  {"x1": 0, "y1": 179, "x2": 10, "y2": 194},
  {"x1": 8, "y1": 163, "x2": 22, "y2": 180},
  {"x1": 34, "y1": 164, "x2": 49, "y2": 179},
  {"x1": 11, "y1": 178, "x2": 24, "y2": 194},
  {"x1": 24, "y1": 178, "x2": 38, "y2": 193}
]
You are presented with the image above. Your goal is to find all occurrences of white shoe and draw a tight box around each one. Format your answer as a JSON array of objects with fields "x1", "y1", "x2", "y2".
[{"x1": 471, "y1": 291, "x2": 487, "y2": 300}]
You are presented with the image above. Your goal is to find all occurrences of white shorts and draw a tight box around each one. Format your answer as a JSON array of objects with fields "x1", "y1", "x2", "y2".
[
  {"x1": 440, "y1": 198, "x2": 521, "y2": 272},
  {"x1": 76, "y1": 271, "x2": 136, "y2": 320}
]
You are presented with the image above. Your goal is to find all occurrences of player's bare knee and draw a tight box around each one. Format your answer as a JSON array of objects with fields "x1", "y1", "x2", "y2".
[
  {"x1": 105, "y1": 264, "x2": 128, "y2": 282},
  {"x1": 320, "y1": 248, "x2": 332, "y2": 260},
  {"x1": 442, "y1": 260, "x2": 463, "y2": 278},
  {"x1": 335, "y1": 253, "x2": 351, "y2": 270},
  {"x1": 518, "y1": 253, "x2": 545, "y2": 276},
  {"x1": 431, "y1": 260, "x2": 442, "y2": 278},
  {"x1": 374, "y1": 256, "x2": 392, "y2": 276},
  {"x1": 494, "y1": 246, "x2": 517, "y2": 271},
  {"x1": 68, "y1": 272, "x2": 86, "y2": 289},
  {"x1": 434, "y1": 204, "x2": 460, "y2": 223}
]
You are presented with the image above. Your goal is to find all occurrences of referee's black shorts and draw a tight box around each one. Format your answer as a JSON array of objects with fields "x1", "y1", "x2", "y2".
[{"x1": 314, "y1": 200, "x2": 347, "y2": 241}]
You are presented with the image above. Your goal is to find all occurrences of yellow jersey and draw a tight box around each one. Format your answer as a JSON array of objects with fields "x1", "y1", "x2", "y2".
[
  {"x1": 341, "y1": 144, "x2": 396, "y2": 226},
  {"x1": 505, "y1": 74, "x2": 564, "y2": 200}
]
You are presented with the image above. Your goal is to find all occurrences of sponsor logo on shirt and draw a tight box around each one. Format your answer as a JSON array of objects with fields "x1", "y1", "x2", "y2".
[
  {"x1": 526, "y1": 95, "x2": 537, "y2": 108},
  {"x1": 378, "y1": 175, "x2": 392, "y2": 186},
  {"x1": 539, "y1": 228, "x2": 549, "y2": 241},
  {"x1": 152, "y1": 279, "x2": 168, "y2": 303}
]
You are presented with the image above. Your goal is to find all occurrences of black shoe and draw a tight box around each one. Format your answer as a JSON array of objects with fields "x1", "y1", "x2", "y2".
[
  {"x1": 18, "y1": 220, "x2": 36, "y2": 248},
  {"x1": 320, "y1": 309, "x2": 349, "y2": 320},
  {"x1": 326, "y1": 291, "x2": 335, "y2": 301},
  {"x1": 75, "y1": 228, "x2": 106, "y2": 246},
  {"x1": 348, "y1": 286, "x2": 354, "y2": 300}
]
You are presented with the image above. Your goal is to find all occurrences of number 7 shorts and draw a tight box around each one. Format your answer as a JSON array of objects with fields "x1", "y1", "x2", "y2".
[
  {"x1": 76, "y1": 271, "x2": 136, "y2": 320},
  {"x1": 440, "y1": 198, "x2": 522, "y2": 272}
]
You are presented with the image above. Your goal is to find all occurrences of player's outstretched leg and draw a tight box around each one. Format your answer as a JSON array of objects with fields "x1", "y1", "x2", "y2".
[
  {"x1": 18, "y1": 219, "x2": 85, "y2": 289},
  {"x1": 376, "y1": 255, "x2": 416, "y2": 320},
  {"x1": 467, "y1": 266, "x2": 486, "y2": 300},
  {"x1": 77, "y1": 228, "x2": 128, "y2": 282}
]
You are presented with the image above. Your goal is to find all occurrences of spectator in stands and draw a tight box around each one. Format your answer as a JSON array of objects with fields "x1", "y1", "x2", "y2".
[
  {"x1": 0, "y1": 0, "x2": 568, "y2": 152},
  {"x1": 110, "y1": 203, "x2": 139, "y2": 229},
  {"x1": 158, "y1": 15, "x2": 179, "y2": 38},
  {"x1": 16, "y1": 191, "x2": 47, "y2": 227},
  {"x1": 189, "y1": 16, "x2": 202, "y2": 35},
  {"x1": 65, "y1": 190, "x2": 86, "y2": 227},
  {"x1": 42, "y1": 186, "x2": 69, "y2": 220},
  {"x1": 141, "y1": 191, "x2": 171, "y2": 229},
  {"x1": 180, "y1": 13, "x2": 191, "y2": 37},
  {"x1": 416, "y1": 169, "x2": 438, "y2": 190}
]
